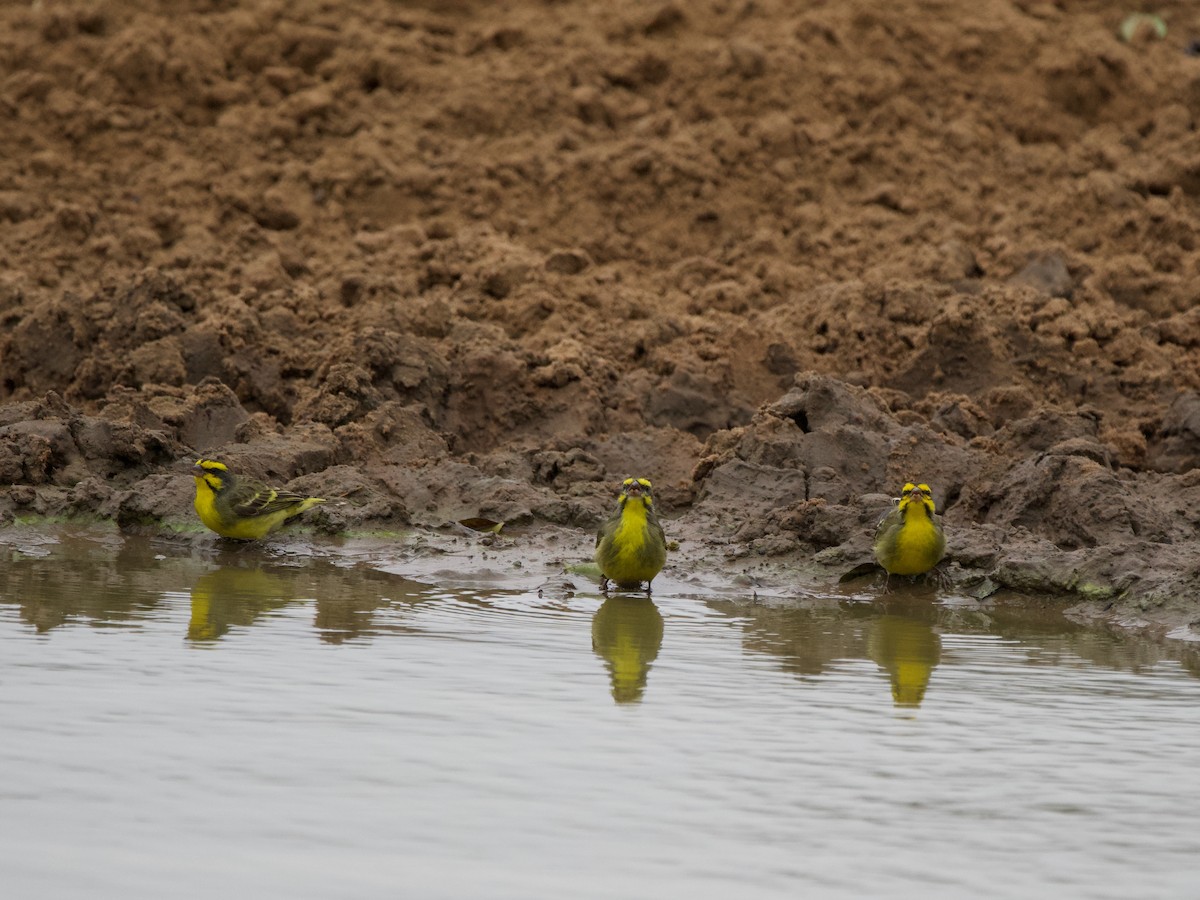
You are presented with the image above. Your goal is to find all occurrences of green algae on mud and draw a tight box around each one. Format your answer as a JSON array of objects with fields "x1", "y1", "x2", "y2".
[
  {"x1": 10, "y1": 513, "x2": 123, "y2": 529},
  {"x1": 337, "y1": 528, "x2": 421, "y2": 540}
]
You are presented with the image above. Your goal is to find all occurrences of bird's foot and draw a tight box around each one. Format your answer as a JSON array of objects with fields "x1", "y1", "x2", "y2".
[{"x1": 926, "y1": 565, "x2": 952, "y2": 590}]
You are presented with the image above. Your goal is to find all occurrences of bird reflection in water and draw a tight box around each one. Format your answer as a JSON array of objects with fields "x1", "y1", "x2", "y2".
[
  {"x1": 187, "y1": 565, "x2": 298, "y2": 642},
  {"x1": 719, "y1": 593, "x2": 944, "y2": 709},
  {"x1": 867, "y1": 613, "x2": 942, "y2": 708},
  {"x1": 591, "y1": 595, "x2": 664, "y2": 704}
]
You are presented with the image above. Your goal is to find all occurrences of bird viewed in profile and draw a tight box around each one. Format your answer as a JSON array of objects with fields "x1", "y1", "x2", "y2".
[
  {"x1": 594, "y1": 477, "x2": 668, "y2": 593},
  {"x1": 873, "y1": 481, "x2": 946, "y2": 581},
  {"x1": 192, "y1": 458, "x2": 325, "y2": 540}
]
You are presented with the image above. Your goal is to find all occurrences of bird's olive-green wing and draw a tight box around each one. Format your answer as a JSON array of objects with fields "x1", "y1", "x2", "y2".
[
  {"x1": 649, "y1": 517, "x2": 666, "y2": 548},
  {"x1": 596, "y1": 512, "x2": 619, "y2": 547},
  {"x1": 873, "y1": 504, "x2": 903, "y2": 542},
  {"x1": 229, "y1": 482, "x2": 311, "y2": 518}
]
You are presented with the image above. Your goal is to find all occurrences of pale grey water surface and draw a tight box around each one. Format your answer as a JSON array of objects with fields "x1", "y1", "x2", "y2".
[{"x1": 2, "y1": 526, "x2": 1199, "y2": 899}]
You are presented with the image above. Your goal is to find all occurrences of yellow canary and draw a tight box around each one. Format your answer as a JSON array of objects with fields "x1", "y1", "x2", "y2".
[
  {"x1": 594, "y1": 477, "x2": 667, "y2": 592},
  {"x1": 192, "y1": 459, "x2": 324, "y2": 540},
  {"x1": 873, "y1": 482, "x2": 946, "y2": 577}
]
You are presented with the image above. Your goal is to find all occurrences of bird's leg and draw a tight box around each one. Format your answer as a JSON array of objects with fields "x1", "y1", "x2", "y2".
[
  {"x1": 600, "y1": 576, "x2": 610, "y2": 594},
  {"x1": 927, "y1": 565, "x2": 952, "y2": 590},
  {"x1": 645, "y1": 579, "x2": 653, "y2": 597}
]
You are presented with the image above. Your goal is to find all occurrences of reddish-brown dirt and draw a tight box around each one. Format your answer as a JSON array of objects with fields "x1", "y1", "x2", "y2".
[{"x1": 3, "y1": 0, "x2": 1200, "y2": 631}]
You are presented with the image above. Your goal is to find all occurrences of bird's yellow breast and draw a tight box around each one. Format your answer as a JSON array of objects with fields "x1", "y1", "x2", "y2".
[
  {"x1": 192, "y1": 476, "x2": 226, "y2": 531},
  {"x1": 614, "y1": 500, "x2": 647, "y2": 540},
  {"x1": 612, "y1": 502, "x2": 648, "y2": 560},
  {"x1": 887, "y1": 506, "x2": 943, "y2": 575},
  {"x1": 601, "y1": 501, "x2": 662, "y2": 584}
]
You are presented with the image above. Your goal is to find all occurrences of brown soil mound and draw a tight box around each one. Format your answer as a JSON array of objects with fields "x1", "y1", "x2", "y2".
[{"x1": 3, "y1": 0, "x2": 1200, "y2": 629}]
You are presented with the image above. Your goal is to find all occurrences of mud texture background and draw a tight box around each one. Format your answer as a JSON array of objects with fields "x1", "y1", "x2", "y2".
[{"x1": 3, "y1": 0, "x2": 1200, "y2": 632}]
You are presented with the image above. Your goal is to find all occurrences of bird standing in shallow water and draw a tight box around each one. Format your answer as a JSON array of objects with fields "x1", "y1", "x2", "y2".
[
  {"x1": 192, "y1": 459, "x2": 325, "y2": 540},
  {"x1": 595, "y1": 477, "x2": 667, "y2": 593},
  {"x1": 873, "y1": 482, "x2": 946, "y2": 582}
]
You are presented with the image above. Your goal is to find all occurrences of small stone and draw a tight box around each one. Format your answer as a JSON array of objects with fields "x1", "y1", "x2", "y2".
[
  {"x1": 1009, "y1": 251, "x2": 1073, "y2": 298},
  {"x1": 933, "y1": 240, "x2": 983, "y2": 282},
  {"x1": 726, "y1": 40, "x2": 766, "y2": 79},
  {"x1": 545, "y1": 248, "x2": 592, "y2": 275}
]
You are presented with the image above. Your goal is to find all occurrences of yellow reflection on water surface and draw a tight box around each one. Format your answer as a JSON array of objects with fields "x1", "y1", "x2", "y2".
[
  {"x1": 867, "y1": 614, "x2": 942, "y2": 708},
  {"x1": 592, "y1": 596, "x2": 664, "y2": 704}
]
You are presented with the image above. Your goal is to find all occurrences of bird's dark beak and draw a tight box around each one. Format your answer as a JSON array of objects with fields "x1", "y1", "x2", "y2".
[{"x1": 625, "y1": 481, "x2": 643, "y2": 497}]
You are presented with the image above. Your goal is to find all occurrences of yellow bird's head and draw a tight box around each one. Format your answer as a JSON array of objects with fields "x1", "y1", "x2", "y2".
[
  {"x1": 897, "y1": 482, "x2": 936, "y2": 517},
  {"x1": 618, "y1": 477, "x2": 654, "y2": 509},
  {"x1": 193, "y1": 458, "x2": 233, "y2": 495}
]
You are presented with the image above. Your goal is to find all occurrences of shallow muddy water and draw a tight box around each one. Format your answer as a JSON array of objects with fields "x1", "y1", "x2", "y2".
[{"x1": 1, "y1": 527, "x2": 1198, "y2": 899}]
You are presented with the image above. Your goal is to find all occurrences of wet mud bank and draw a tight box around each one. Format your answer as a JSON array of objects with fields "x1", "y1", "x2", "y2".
[
  {"x1": 3, "y1": 372, "x2": 1200, "y2": 637},
  {"x1": 3, "y1": 1, "x2": 1200, "y2": 634}
]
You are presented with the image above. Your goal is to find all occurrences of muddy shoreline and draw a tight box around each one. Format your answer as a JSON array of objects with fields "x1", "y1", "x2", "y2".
[
  {"x1": 3, "y1": 371, "x2": 1200, "y2": 638},
  {"x1": 3, "y1": 1, "x2": 1200, "y2": 635}
]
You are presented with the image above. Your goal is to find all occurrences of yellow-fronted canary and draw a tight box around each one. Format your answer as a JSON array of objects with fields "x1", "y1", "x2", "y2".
[
  {"x1": 192, "y1": 458, "x2": 324, "y2": 540},
  {"x1": 594, "y1": 477, "x2": 667, "y2": 593}
]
